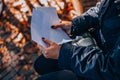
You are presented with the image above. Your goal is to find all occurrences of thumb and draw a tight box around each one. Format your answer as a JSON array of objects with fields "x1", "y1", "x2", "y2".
[
  {"x1": 51, "y1": 23, "x2": 65, "y2": 29},
  {"x1": 42, "y1": 37, "x2": 54, "y2": 45}
]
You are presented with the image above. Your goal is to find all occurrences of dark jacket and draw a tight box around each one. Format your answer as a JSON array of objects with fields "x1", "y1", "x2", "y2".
[{"x1": 58, "y1": 0, "x2": 120, "y2": 80}]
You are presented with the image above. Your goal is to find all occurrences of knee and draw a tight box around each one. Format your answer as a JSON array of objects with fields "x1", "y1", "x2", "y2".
[
  {"x1": 34, "y1": 55, "x2": 50, "y2": 75},
  {"x1": 34, "y1": 55, "x2": 59, "y2": 75},
  {"x1": 34, "y1": 55, "x2": 43, "y2": 75}
]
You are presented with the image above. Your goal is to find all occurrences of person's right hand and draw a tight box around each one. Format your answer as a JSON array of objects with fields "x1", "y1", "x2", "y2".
[{"x1": 51, "y1": 20, "x2": 72, "y2": 35}]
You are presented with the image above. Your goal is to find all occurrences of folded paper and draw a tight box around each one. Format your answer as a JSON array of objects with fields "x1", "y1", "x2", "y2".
[{"x1": 31, "y1": 7, "x2": 72, "y2": 46}]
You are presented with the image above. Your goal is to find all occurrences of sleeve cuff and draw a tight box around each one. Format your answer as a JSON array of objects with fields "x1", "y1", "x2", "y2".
[{"x1": 71, "y1": 16, "x2": 88, "y2": 37}]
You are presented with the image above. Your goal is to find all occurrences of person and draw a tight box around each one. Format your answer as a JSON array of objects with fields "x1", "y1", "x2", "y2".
[{"x1": 34, "y1": 0, "x2": 120, "y2": 80}]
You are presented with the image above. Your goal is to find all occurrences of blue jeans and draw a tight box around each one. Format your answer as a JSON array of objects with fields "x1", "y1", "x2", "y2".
[
  {"x1": 34, "y1": 55, "x2": 86, "y2": 80},
  {"x1": 36, "y1": 70, "x2": 78, "y2": 80}
]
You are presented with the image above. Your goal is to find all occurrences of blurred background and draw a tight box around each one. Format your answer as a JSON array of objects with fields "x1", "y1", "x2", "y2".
[{"x1": 0, "y1": 0, "x2": 99, "y2": 80}]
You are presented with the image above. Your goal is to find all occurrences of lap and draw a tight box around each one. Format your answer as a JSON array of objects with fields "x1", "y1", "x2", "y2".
[
  {"x1": 34, "y1": 55, "x2": 60, "y2": 75},
  {"x1": 34, "y1": 55, "x2": 87, "y2": 80},
  {"x1": 35, "y1": 70, "x2": 78, "y2": 80}
]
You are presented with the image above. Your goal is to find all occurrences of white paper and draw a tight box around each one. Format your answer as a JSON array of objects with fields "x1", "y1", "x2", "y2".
[{"x1": 31, "y1": 7, "x2": 72, "y2": 46}]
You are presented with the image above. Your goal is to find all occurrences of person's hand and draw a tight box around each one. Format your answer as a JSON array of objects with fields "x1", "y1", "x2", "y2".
[
  {"x1": 40, "y1": 37, "x2": 61, "y2": 59},
  {"x1": 51, "y1": 20, "x2": 72, "y2": 35}
]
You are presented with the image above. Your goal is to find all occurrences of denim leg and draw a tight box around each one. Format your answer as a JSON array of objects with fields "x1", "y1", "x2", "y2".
[
  {"x1": 34, "y1": 55, "x2": 60, "y2": 75},
  {"x1": 34, "y1": 55, "x2": 87, "y2": 80},
  {"x1": 35, "y1": 70, "x2": 78, "y2": 80}
]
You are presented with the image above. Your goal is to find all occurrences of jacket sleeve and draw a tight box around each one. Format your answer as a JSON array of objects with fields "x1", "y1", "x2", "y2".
[
  {"x1": 58, "y1": 37, "x2": 120, "y2": 80},
  {"x1": 71, "y1": 1, "x2": 101, "y2": 36}
]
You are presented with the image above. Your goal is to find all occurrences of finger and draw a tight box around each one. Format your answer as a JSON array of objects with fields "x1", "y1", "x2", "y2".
[
  {"x1": 42, "y1": 37, "x2": 54, "y2": 45},
  {"x1": 39, "y1": 44, "x2": 44, "y2": 50},
  {"x1": 43, "y1": 51, "x2": 49, "y2": 58},
  {"x1": 42, "y1": 50, "x2": 48, "y2": 55},
  {"x1": 38, "y1": 44, "x2": 43, "y2": 50},
  {"x1": 51, "y1": 23, "x2": 65, "y2": 29},
  {"x1": 38, "y1": 44, "x2": 46, "y2": 53},
  {"x1": 59, "y1": 19, "x2": 62, "y2": 23},
  {"x1": 39, "y1": 45, "x2": 48, "y2": 56}
]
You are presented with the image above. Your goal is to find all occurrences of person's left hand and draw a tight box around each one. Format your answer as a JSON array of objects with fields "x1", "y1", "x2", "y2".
[{"x1": 40, "y1": 37, "x2": 61, "y2": 59}]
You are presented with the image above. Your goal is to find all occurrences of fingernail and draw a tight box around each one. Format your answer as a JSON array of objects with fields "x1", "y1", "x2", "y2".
[
  {"x1": 51, "y1": 25, "x2": 56, "y2": 28},
  {"x1": 42, "y1": 37, "x2": 45, "y2": 40}
]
